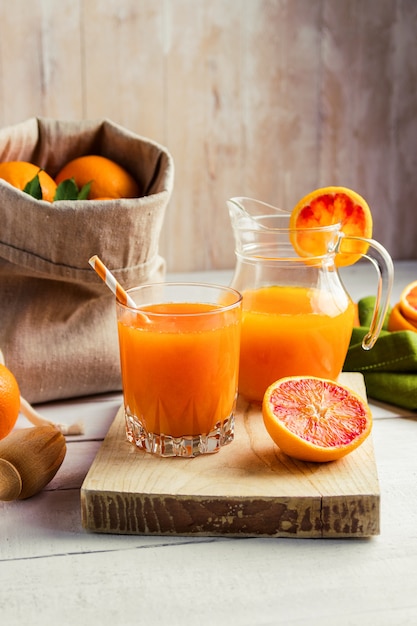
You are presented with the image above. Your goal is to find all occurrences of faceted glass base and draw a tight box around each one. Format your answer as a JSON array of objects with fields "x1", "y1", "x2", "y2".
[{"x1": 124, "y1": 411, "x2": 235, "y2": 457}]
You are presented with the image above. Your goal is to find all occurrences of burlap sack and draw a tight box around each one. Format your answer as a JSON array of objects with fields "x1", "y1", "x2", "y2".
[{"x1": 0, "y1": 117, "x2": 174, "y2": 404}]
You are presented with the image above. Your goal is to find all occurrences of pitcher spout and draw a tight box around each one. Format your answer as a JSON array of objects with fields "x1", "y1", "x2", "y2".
[
  {"x1": 227, "y1": 197, "x2": 294, "y2": 256},
  {"x1": 227, "y1": 197, "x2": 290, "y2": 231}
]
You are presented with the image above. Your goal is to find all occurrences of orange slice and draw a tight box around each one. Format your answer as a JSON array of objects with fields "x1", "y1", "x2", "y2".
[
  {"x1": 388, "y1": 302, "x2": 417, "y2": 332},
  {"x1": 399, "y1": 280, "x2": 417, "y2": 324},
  {"x1": 290, "y1": 186, "x2": 373, "y2": 266},
  {"x1": 262, "y1": 376, "x2": 372, "y2": 463}
]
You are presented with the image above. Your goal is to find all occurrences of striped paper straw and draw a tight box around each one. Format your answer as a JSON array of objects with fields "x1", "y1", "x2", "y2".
[{"x1": 88, "y1": 255, "x2": 138, "y2": 309}]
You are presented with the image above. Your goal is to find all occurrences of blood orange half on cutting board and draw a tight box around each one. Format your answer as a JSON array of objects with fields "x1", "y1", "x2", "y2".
[{"x1": 262, "y1": 376, "x2": 372, "y2": 462}]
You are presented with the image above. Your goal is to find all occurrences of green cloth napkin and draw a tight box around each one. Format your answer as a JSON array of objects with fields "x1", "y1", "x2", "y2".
[{"x1": 343, "y1": 296, "x2": 417, "y2": 410}]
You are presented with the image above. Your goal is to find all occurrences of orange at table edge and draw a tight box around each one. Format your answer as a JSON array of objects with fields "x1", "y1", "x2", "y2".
[
  {"x1": 388, "y1": 303, "x2": 417, "y2": 332},
  {"x1": 399, "y1": 280, "x2": 417, "y2": 323}
]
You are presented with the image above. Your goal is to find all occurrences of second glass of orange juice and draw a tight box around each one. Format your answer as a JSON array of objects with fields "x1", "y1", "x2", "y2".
[{"x1": 116, "y1": 283, "x2": 242, "y2": 457}]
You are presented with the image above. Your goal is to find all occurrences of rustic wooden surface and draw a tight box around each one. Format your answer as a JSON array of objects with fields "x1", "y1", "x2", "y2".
[
  {"x1": 81, "y1": 373, "x2": 380, "y2": 538},
  {"x1": 1, "y1": 263, "x2": 417, "y2": 625},
  {"x1": 0, "y1": 0, "x2": 416, "y2": 271}
]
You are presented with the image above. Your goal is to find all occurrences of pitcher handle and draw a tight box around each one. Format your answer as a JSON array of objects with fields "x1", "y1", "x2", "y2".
[{"x1": 339, "y1": 235, "x2": 394, "y2": 350}]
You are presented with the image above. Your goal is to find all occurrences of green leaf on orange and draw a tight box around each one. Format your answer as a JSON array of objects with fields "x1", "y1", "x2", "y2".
[
  {"x1": 54, "y1": 178, "x2": 91, "y2": 201},
  {"x1": 23, "y1": 174, "x2": 43, "y2": 200}
]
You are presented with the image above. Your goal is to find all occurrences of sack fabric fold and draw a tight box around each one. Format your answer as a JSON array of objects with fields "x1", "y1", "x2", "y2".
[{"x1": 0, "y1": 117, "x2": 174, "y2": 403}]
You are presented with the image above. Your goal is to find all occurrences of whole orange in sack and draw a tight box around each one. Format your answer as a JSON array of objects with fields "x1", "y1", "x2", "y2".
[
  {"x1": 55, "y1": 155, "x2": 140, "y2": 199},
  {"x1": 0, "y1": 364, "x2": 21, "y2": 440},
  {"x1": 0, "y1": 161, "x2": 57, "y2": 202}
]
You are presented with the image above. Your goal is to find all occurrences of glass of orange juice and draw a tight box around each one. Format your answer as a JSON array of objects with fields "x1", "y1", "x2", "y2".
[{"x1": 116, "y1": 282, "x2": 242, "y2": 457}]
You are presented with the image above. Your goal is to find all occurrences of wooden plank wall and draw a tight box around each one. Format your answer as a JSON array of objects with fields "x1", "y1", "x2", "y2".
[{"x1": 0, "y1": 0, "x2": 416, "y2": 271}]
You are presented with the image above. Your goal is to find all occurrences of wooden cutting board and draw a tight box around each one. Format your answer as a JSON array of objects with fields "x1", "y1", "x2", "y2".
[{"x1": 81, "y1": 373, "x2": 379, "y2": 538}]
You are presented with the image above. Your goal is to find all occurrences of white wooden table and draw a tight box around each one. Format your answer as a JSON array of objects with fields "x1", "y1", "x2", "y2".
[{"x1": 1, "y1": 262, "x2": 417, "y2": 626}]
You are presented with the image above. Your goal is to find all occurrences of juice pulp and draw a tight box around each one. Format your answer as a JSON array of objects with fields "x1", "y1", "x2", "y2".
[
  {"x1": 239, "y1": 285, "x2": 355, "y2": 403},
  {"x1": 117, "y1": 302, "x2": 241, "y2": 438}
]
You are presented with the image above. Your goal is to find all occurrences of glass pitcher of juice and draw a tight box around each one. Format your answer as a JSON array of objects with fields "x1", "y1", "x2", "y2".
[{"x1": 227, "y1": 196, "x2": 394, "y2": 403}]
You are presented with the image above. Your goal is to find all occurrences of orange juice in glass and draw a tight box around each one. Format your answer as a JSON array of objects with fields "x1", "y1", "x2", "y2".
[{"x1": 116, "y1": 283, "x2": 242, "y2": 457}]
